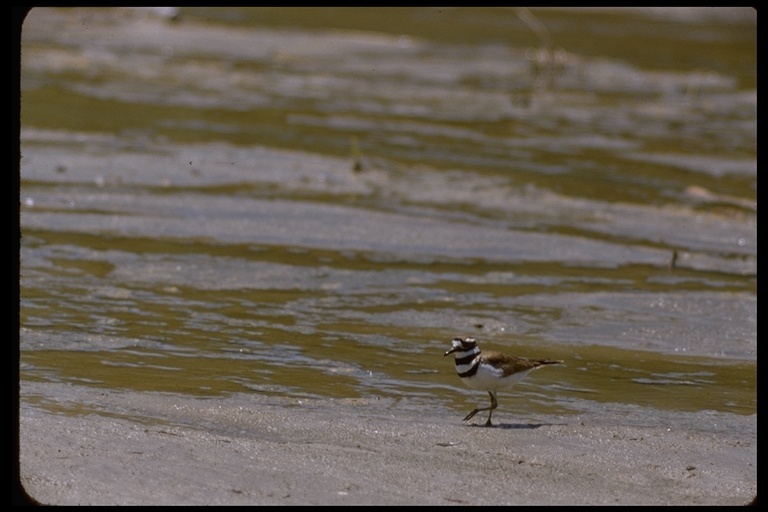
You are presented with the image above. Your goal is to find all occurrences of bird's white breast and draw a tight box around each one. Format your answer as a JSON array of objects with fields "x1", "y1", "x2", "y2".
[{"x1": 461, "y1": 358, "x2": 533, "y2": 392}]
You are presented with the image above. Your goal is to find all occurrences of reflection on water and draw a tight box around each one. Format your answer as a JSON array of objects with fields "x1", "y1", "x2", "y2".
[{"x1": 19, "y1": 8, "x2": 756, "y2": 425}]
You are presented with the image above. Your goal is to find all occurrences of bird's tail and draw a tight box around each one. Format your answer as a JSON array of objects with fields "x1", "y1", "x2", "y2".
[{"x1": 535, "y1": 359, "x2": 564, "y2": 367}]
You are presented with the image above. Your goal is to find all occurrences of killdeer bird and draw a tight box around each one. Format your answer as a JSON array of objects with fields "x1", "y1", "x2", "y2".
[{"x1": 444, "y1": 337, "x2": 562, "y2": 426}]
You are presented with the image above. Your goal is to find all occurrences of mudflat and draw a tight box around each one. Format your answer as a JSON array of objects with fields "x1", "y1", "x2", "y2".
[{"x1": 18, "y1": 382, "x2": 756, "y2": 505}]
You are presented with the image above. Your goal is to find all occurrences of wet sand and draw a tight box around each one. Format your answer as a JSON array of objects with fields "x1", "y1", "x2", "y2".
[{"x1": 18, "y1": 382, "x2": 756, "y2": 506}]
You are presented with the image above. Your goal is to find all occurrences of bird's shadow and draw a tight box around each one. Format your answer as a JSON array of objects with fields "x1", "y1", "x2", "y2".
[{"x1": 466, "y1": 421, "x2": 564, "y2": 430}]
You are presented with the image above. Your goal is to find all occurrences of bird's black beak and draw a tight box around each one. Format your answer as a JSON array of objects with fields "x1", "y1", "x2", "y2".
[{"x1": 444, "y1": 346, "x2": 458, "y2": 356}]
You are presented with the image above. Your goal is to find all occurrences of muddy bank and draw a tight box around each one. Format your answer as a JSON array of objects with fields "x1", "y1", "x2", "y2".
[{"x1": 19, "y1": 382, "x2": 756, "y2": 505}]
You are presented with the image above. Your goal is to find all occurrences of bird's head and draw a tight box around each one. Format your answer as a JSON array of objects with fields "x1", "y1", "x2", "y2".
[{"x1": 444, "y1": 337, "x2": 477, "y2": 356}]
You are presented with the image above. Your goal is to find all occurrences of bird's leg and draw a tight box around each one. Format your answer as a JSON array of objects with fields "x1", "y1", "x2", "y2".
[
  {"x1": 462, "y1": 408, "x2": 482, "y2": 422},
  {"x1": 485, "y1": 391, "x2": 498, "y2": 427},
  {"x1": 463, "y1": 391, "x2": 499, "y2": 427}
]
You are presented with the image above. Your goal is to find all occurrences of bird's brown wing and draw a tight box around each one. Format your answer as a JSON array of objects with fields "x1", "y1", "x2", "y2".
[{"x1": 482, "y1": 351, "x2": 563, "y2": 378}]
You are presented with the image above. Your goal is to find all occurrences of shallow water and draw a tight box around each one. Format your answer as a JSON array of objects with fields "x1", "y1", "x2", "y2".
[{"x1": 19, "y1": 8, "x2": 756, "y2": 426}]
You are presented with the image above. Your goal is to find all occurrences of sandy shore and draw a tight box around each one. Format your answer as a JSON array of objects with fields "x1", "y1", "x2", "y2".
[{"x1": 17, "y1": 382, "x2": 756, "y2": 506}]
